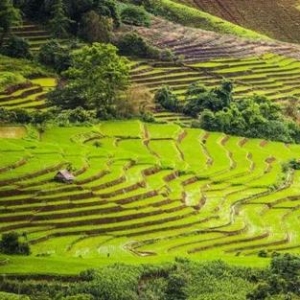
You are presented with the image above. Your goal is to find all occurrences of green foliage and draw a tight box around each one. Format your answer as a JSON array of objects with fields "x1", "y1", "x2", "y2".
[
  {"x1": 0, "y1": 107, "x2": 96, "y2": 125},
  {"x1": 62, "y1": 295, "x2": 94, "y2": 300},
  {"x1": 48, "y1": 43, "x2": 129, "y2": 117},
  {"x1": 87, "y1": 264, "x2": 141, "y2": 300},
  {"x1": 19, "y1": 0, "x2": 120, "y2": 36},
  {"x1": 95, "y1": 0, "x2": 120, "y2": 28},
  {"x1": 49, "y1": 0, "x2": 72, "y2": 38},
  {"x1": 184, "y1": 80, "x2": 232, "y2": 117},
  {"x1": 0, "y1": 72, "x2": 25, "y2": 91},
  {"x1": 118, "y1": 32, "x2": 173, "y2": 60},
  {"x1": 128, "y1": 0, "x2": 151, "y2": 8},
  {"x1": 154, "y1": 86, "x2": 181, "y2": 112},
  {"x1": 120, "y1": 5, "x2": 150, "y2": 26},
  {"x1": 286, "y1": 159, "x2": 300, "y2": 171},
  {"x1": 166, "y1": 264, "x2": 190, "y2": 300},
  {"x1": 0, "y1": 0, "x2": 21, "y2": 45},
  {"x1": 79, "y1": 10, "x2": 113, "y2": 43},
  {"x1": 47, "y1": 85, "x2": 87, "y2": 109},
  {"x1": 0, "y1": 261, "x2": 258, "y2": 299},
  {"x1": 0, "y1": 36, "x2": 32, "y2": 59},
  {"x1": 140, "y1": 112, "x2": 155, "y2": 122},
  {"x1": 54, "y1": 107, "x2": 97, "y2": 125},
  {"x1": 199, "y1": 94, "x2": 299, "y2": 143},
  {"x1": 247, "y1": 254, "x2": 300, "y2": 299},
  {"x1": 117, "y1": 32, "x2": 154, "y2": 58},
  {"x1": 0, "y1": 232, "x2": 30, "y2": 255},
  {"x1": 0, "y1": 54, "x2": 49, "y2": 78},
  {"x1": 38, "y1": 40, "x2": 77, "y2": 73},
  {"x1": 0, "y1": 292, "x2": 30, "y2": 300},
  {"x1": 163, "y1": 81, "x2": 300, "y2": 144},
  {"x1": 139, "y1": 277, "x2": 167, "y2": 300}
]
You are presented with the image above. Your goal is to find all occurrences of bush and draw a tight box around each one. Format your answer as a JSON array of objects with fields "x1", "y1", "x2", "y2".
[
  {"x1": 140, "y1": 112, "x2": 155, "y2": 122},
  {"x1": 286, "y1": 159, "x2": 300, "y2": 170},
  {"x1": 0, "y1": 36, "x2": 32, "y2": 59},
  {"x1": 0, "y1": 72, "x2": 26, "y2": 91},
  {"x1": 155, "y1": 86, "x2": 181, "y2": 112},
  {"x1": 258, "y1": 250, "x2": 268, "y2": 258},
  {"x1": 160, "y1": 48, "x2": 175, "y2": 61},
  {"x1": 79, "y1": 11, "x2": 113, "y2": 43},
  {"x1": 0, "y1": 292, "x2": 30, "y2": 300},
  {"x1": 120, "y1": 5, "x2": 150, "y2": 26},
  {"x1": 62, "y1": 294, "x2": 94, "y2": 300},
  {"x1": 12, "y1": 108, "x2": 32, "y2": 123},
  {"x1": 38, "y1": 40, "x2": 73, "y2": 73},
  {"x1": 124, "y1": 84, "x2": 154, "y2": 114},
  {"x1": 118, "y1": 32, "x2": 148, "y2": 57},
  {"x1": 0, "y1": 232, "x2": 30, "y2": 255},
  {"x1": 117, "y1": 32, "x2": 162, "y2": 59},
  {"x1": 47, "y1": 85, "x2": 87, "y2": 109}
]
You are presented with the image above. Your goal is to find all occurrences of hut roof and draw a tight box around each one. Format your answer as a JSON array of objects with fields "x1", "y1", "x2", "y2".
[{"x1": 56, "y1": 169, "x2": 75, "y2": 181}]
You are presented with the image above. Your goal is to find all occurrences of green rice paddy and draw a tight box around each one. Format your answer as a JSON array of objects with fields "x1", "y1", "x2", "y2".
[
  {"x1": 131, "y1": 54, "x2": 300, "y2": 109},
  {"x1": 0, "y1": 121, "x2": 300, "y2": 274}
]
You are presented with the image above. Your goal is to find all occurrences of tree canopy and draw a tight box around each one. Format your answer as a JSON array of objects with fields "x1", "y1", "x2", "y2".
[
  {"x1": 48, "y1": 43, "x2": 130, "y2": 117},
  {"x1": 155, "y1": 81, "x2": 300, "y2": 144},
  {"x1": 17, "y1": 0, "x2": 120, "y2": 36},
  {"x1": 0, "y1": 0, "x2": 21, "y2": 45}
]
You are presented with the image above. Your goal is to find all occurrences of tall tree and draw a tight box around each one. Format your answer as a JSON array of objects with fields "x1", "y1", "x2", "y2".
[
  {"x1": 79, "y1": 10, "x2": 113, "y2": 43},
  {"x1": 95, "y1": 0, "x2": 120, "y2": 27},
  {"x1": 0, "y1": 0, "x2": 21, "y2": 46},
  {"x1": 49, "y1": 0, "x2": 72, "y2": 37},
  {"x1": 48, "y1": 43, "x2": 129, "y2": 115}
]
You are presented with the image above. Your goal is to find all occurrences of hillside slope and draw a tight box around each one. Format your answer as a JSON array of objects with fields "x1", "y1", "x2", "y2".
[
  {"x1": 1, "y1": 121, "x2": 300, "y2": 273},
  {"x1": 179, "y1": 0, "x2": 300, "y2": 43},
  {"x1": 128, "y1": 16, "x2": 300, "y2": 107}
]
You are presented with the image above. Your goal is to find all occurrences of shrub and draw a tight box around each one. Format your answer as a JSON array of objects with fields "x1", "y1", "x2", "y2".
[
  {"x1": 154, "y1": 86, "x2": 181, "y2": 112},
  {"x1": 160, "y1": 48, "x2": 175, "y2": 61},
  {"x1": 47, "y1": 85, "x2": 88, "y2": 109},
  {"x1": 0, "y1": 232, "x2": 30, "y2": 255},
  {"x1": 49, "y1": 0, "x2": 72, "y2": 38},
  {"x1": 0, "y1": 107, "x2": 17, "y2": 123},
  {"x1": 62, "y1": 294, "x2": 94, "y2": 300},
  {"x1": 124, "y1": 84, "x2": 154, "y2": 114},
  {"x1": 31, "y1": 110, "x2": 53, "y2": 124},
  {"x1": 0, "y1": 72, "x2": 26, "y2": 91},
  {"x1": 287, "y1": 158, "x2": 300, "y2": 170},
  {"x1": 38, "y1": 39, "x2": 79, "y2": 73},
  {"x1": 0, "y1": 36, "x2": 32, "y2": 59},
  {"x1": 117, "y1": 32, "x2": 161, "y2": 59},
  {"x1": 140, "y1": 112, "x2": 155, "y2": 122},
  {"x1": 0, "y1": 292, "x2": 30, "y2": 300},
  {"x1": 12, "y1": 108, "x2": 32, "y2": 123},
  {"x1": 118, "y1": 32, "x2": 148, "y2": 57},
  {"x1": 38, "y1": 40, "x2": 72, "y2": 73},
  {"x1": 120, "y1": 5, "x2": 150, "y2": 26},
  {"x1": 258, "y1": 250, "x2": 268, "y2": 258},
  {"x1": 79, "y1": 11, "x2": 113, "y2": 43}
]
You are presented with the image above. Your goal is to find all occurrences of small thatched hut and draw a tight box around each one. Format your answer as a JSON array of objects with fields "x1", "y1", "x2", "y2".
[{"x1": 54, "y1": 170, "x2": 75, "y2": 183}]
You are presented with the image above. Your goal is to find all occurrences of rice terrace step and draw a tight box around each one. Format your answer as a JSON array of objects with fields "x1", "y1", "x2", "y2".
[{"x1": 0, "y1": 121, "x2": 300, "y2": 273}]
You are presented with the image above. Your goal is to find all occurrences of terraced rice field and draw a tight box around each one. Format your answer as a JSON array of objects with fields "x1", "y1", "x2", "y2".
[
  {"x1": 0, "y1": 77, "x2": 57, "y2": 110},
  {"x1": 11, "y1": 21, "x2": 51, "y2": 52},
  {"x1": 131, "y1": 53, "x2": 300, "y2": 104},
  {"x1": 1, "y1": 120, "x2": 300, "y2": 270},
  {"x1": 130, "y1": 16, "x2": 300, "y2": 110}
]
